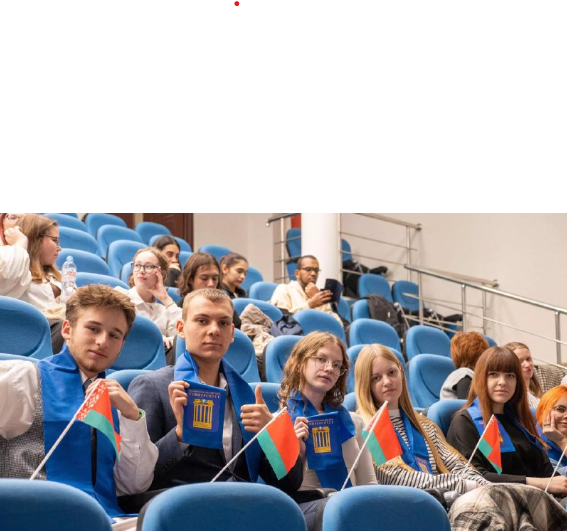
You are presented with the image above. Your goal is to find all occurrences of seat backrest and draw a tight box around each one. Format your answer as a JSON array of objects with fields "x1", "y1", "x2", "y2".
[
  {"x1": 56, "y1": 249, "x2": 110, "y2": 276},
  {"x1": 343, "y1": 392, "x2": 357, "y2": 412},
  {"x1": 285, "y1": 228, "x2": 301, "y2": 259},
  {"x1": 97, "y1": 226, "x2": 143, "y2": 259},
  {"x1": 76, "y1": 272, "x2": 129, "y2": 290},
  {"x1": 392, "y1": 280, "x2": 422, "y2": 312},
  {"x1": 107, "y1": 369, "x2": 152, "y2": 391},
  {"x1": 485, "y1": 335, "x2": 497, "y2": 347},
  {"x1": 351, "y1": 299, "x2": 370, "y2": 320},
  {"x1": 249, "y1": 281, "x2": 278, "y2": 302},
  {"x1": 179, "y1": 251, "x2": 193, "y2": 267},
  {"x1": 248, "y1": 382, "x2": 281, "y2": 413},
  {"x1": 406, "y1": 325, "x2": 452, "y2": 361},
  {"x1": 167, "y1": 287, "x2": 182, "y2": 303},
  {"x1": 121, "y1": 261, "x2": 133, "y2": 284},
  {"x1": 223, "y1": 329, "x2": 260, "y2": 383},
  {"x1": 409, "y1": 354, "x2": 456, "y2": 409},
  {"x1": 240, "y1": 266, "x2": 264, "y2": 294},
  {"x1": 0, "y1": 296, "x2": 53, "y2": 358},
  {"x1": 0, "y1": 352, "x2": 39, "y2": 363},
  {"x1": 44, "y1": 213, "x2": 88, "y2": 232},
  {"x1": 358, "y1": 274, "x2": 393, "y2": 301},
  {"x1": 323, "y1": 485, "x2": 450, "y2": 531},
  {"x1": 135, "y1": 221, "x2": 172, "y2": 244},
  {"x1": 346, "y1": 344, "x2": 408, "y2": 394},
  {"x1": 56, "y1": 213, "x2": 79, "y2": 218},
  {"x1": 84, "y1": 213, "x2": 127, "y2": 238},
  {"x1": 107, "y1": 240, "x2": 146, "y2": 278},
  {"x1": 59, "y1": 227, "x2": 99, "y2": 255},
  {"x1": 265, "y1": 335, "x2": 303, "y2": 383},
  {"x1": 232, "y1": 298, "x2": 283, "y2": 323},
  {"x1": 286, "y1": 261, "x2": 297, "y2": 280},
  {"x1": 0, "y1": 479, "x2": 112, "y2": 531},
  {"x1": 293, "y1": 309, "x2": 346, "y2": 343},
  {"x1": 337, "y1": 296, "x2": 351, "y2": 323},
  {"x1": 426, "y1": 399, "x2": 466, "y2": 437},
  {"x1": 348, "y1": 318, "x2": 401, "y2": 350},
  {"x1": 141, "y1": 482, "x2": 307, "y2": 531},
  {"x1": 109, "y1": 315, "x2": 166, "y2": 371},
  {"x1": 341, "y1": 238, "x2": 353, "y2": 262},
  {"x1": 198, "y1": 244, "x2": 231, "y2": 261}
]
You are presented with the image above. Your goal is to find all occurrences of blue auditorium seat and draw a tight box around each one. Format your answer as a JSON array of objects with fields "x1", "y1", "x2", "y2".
[
  {"x1": 0, "y1": 353, "x2": 39, "y2": 362},
  {"x1": 286, "y1": 228, "x2": 302, "y2": 259},
  {"x1": 107, "y1": 369, "x2": 151, "y2": 391},
  {"x1": 426, "y1": 399, "x2": 466, "y2": 437},
  {"x1": 56, "y1": 213, "x2": 79, "y2": 218},
  {"x1": 409, "y1": 354, "x2": 455, "y2": 409},
  {"x1": 351, "y1": 299, "x2": 370, "y2": 320},
  {"x1": 392, "y1": 280, "x2": 423, "y2": 313},
  {"x1": 76, "y1": 273, "x2": 129, "y2": 290},
  {"x1": 179, "y1": 251, "x2": 193, "y2": 267},
  {"x1": 109, "y1": 315, "x2": 166, "y2": 372},
  {"x1": 0, "y1": 479, "x2": 112, "y2": 531},
  {"x1": 406, "y1": 325, "x2": 452, "y2": 361},
  {"x1": 343, "y1": 392, "x2": 357, "y2": 412},
  {"x1": 59, "y1": 227, "x2": 99, "y2": 255},
  {"x1": 43, "y1": 213, "x2": 87, "y2": 232},
  {"x1": 240, "y1": 266, "x2": 264, "y2": 295},
  {"x1": 141, "y1": 483, "x2": 306, "y2": 531},
  {"x1": 0, "y1": 297, "x2": 53, "y2": 359},
  {"x1": 249, "y1": 281, "x2": 278, "y2": 302},
  {"x1": 84, "y1": 213, "x2": 127, "y2": 238},
  {"x1": 348, "y1": 318, "x2": 401, "y2": 350},
  {"x1": 198, "y1": 244, "x2": 231, "y2": 262},
  {"x1": 167, "y1": 287, "x2": 182, "y2": 303},
  {"x1": 265, "y1": 335, "x2": 302, "y2": 383},
  {"x1": 485, "y1": 335, "x2": 497, "y2": 347},
  {"x1": 56, "y1": 249, "x2": 110, "y2": 276},
  {"x1": 107, "y1": 240, "x2": 146, "y2": 278},
  {"x1": 358, "y1": 273, "x2": 393, "y2": 301},
  {"x1": 136, "y1": 221, "x2": 172, "y2": 244},
  {"x1": 232, "y1": 298, "x2": 283, "y2": 323},
  {"x1": 293, "y1": 309, "x2": 346, "y2": 343},
  {"x1": 322, "y1": 485, "x2": 450, "y2": 531},
  {"x1": 337, "y1": 296, "x2": 351, "y2": 324},
  {"x1": 97, "y1": 226, "x2": 144, "y2": 259}
]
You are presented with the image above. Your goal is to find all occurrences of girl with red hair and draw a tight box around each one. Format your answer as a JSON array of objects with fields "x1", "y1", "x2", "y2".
[{"x1": 536, "y1": 386, "x2": 567, "y2": 476}]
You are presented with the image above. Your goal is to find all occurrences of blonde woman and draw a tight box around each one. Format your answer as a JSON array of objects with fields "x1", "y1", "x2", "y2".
[
  {"x1": 504, "y1": 342, "x2": 543, "y2": 408},
  {"x1": 279, "y1": 331, "x2": 376, "y2": 491},
  {"x1": 355, "y1": 344, "x2": 488, "y2": 493}
]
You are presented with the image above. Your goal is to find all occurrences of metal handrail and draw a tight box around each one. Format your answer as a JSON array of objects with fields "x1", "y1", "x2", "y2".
[
  {"x1": 355, "y1": 213, "x2": 422, "y2": 231},
  {"x1": 405, "y1": 263, "x2": 566, "y2": 363},
  {"x1": 266, "y1": 213, "x2": 299, "y2": 226},
  {"x1": 340, "y1": 231, "x2": 418, "y2": 252},
  {"x1": 416, "y1": 266, "x2": 498, "y2": 288}
]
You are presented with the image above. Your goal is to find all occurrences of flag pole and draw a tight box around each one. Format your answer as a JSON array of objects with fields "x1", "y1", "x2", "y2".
[
  {"x1": 30, "y1": 380, "x2": 103, "y2": 481},
  {"x1": 339, "y1": 401, "x2": 388, "y2": 491},
  {"x1": 463, "y1": 414, "x2": 495, "y2": 471},
  {"x1": 545, "y1": 441, "x2": 567, "y2": 493},
  {"x1": 210, "y1": 407, "x2": 288, "y2": 483}
]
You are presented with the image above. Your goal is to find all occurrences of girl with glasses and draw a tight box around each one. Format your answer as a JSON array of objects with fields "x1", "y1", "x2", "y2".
[
  {"x1": 115, "y1": 247, "x2": 182, "y2": 364},
  {"x1": 279, "y1": 331, "x2": 376, "y2": 492},
  {"x1": 0, "y1": 213, "x2": 27, "y2": 246}
]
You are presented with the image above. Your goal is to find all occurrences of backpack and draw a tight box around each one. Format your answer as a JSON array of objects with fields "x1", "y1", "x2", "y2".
[{"x1": 361, "y1": 295, "x2": 407, "y2": 339}]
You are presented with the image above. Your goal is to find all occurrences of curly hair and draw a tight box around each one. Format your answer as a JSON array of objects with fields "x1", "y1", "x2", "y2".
[
  {"x1": 451, "y1": 331, "x2": 489, "y2": 369},
  {"x1": 279, "y1": 332, "x2": 349, "y2": 411}
]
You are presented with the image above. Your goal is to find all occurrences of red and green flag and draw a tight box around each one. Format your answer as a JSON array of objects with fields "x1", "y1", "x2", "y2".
[
  {"x1": 76, "y1": 380, "x2": 121, "y2": 459},
  {"x1": 362, "y1": 406, "x2": 403, "y2": 466},
  {"x1": 477, "y1": 415, "x2": 502, "y2": 474},
  {"x1": 257, "y1": 409, "x2": 299, "y2": 480}
]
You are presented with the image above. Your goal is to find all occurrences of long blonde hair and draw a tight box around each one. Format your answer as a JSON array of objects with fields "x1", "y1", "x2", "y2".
[
  {"x1": 279, "y1": 332, "x2": 349, "y2": 410},
  {"x1": 503, "y1": 341, "x2": 543, "y2": 398},
  {"x1": 19, "y1": 214, "x2": 61, "y2": 284},
  {"x1": 354, "y1": 344, "x2": 449, "y2": 473}
]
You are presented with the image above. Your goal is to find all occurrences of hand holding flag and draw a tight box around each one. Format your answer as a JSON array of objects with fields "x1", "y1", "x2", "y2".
[
  {"x1": 466, "y1": 414, "x2": 502, "y2": 474},
  {"x1": 362, "y1": 403, "x2": 403, "y2": 468}
]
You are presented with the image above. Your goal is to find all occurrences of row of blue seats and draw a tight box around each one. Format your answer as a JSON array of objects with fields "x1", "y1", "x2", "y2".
[{"x1": 0, "y1": 479, "x2": 450, "y2": 531}]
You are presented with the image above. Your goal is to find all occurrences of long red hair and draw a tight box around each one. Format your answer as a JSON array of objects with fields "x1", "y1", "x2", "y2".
[
  {"x1": 536, "y1": 386, "x2": 567, "y2": 428},
  {"x1": 463, "y1": 346, "x2": 544, "y2": 447}
]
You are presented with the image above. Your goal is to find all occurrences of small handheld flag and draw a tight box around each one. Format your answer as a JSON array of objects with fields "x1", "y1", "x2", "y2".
[
  {"x1": 257, "y1": 409, "x2": 300, "y2": 480},
  {"x1": 77, "y1": 380, "x2": 121, "y2": 458},
  {"x1": 467, "y1": 414, "x2": 502, "y2": 474},
  {"x1": 362, "y1": 404, "x2": 403, "y2": 467}
]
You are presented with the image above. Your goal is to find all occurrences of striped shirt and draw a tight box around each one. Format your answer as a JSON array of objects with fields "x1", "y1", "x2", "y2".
[{"x1": 374, "y1": 410, "x2": 490, "y2": 494}]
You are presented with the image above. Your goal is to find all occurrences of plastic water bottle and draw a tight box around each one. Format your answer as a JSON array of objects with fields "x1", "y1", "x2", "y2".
[{"x1": 61, "y1": 255, "x2": 77, "y2": 304}]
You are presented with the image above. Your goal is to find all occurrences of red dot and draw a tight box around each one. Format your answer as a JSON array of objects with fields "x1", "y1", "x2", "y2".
[{"x1": 235, "y1": 1, "x2": 239, "y2": 5}]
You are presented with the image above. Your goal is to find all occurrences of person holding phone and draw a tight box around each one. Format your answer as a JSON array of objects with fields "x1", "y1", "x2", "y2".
[{"x1": 270, "y1": 255, "x2": 342, "y2": 325}]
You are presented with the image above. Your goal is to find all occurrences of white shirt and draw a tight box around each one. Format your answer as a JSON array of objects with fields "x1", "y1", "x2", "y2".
[
  {"x1": 0, "y1": 360, "x2": 158, "y2": 495},
  {"x1": 115, "y1": 287, "x2": 182, "y2": 339}
]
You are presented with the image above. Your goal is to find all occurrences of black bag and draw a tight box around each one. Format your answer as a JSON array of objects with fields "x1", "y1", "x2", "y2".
[
  {"x1": 360, "y1": 295, "x2": 407, "y2": 339},
  {"x1": 342, "y1": 259, "x2": 388, "y2": 298}
]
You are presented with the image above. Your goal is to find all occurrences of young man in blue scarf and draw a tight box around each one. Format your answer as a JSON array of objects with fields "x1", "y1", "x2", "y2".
[
  {"x1": 0, "y1": 284, "x2": 158, "y2": 520},
  {"x1": 129, "y1": 288, "x2": 327, "y2": 530}
]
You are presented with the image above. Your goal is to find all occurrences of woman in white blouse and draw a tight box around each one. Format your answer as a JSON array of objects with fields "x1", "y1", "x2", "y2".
[{"x1": 115, "y1": 247, "x2": 182, "y2": 364}]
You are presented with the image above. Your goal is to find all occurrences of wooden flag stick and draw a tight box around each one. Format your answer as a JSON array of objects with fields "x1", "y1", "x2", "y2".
[
  {"x1": 29, "y1": 379, "x2": 103, "y2": 481},
  {"x1": 545, "y1": 441, "x2": 567, "y2": 493},
  {"x1": 210, "y1": 407, "x2": 288, "y2": 483},
  {"x1": 340, "y1": 401, "x2": 388, "y2": 491}
]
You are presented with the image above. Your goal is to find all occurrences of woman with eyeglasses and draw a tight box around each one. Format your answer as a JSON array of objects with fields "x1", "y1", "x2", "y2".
[
  {"x1": 279, "y1": 331, "x2": 376, "y2": 492},
  {"x1": 0, "y1": 214, "x2": 67, "y2": 352},
  {"x1": 536, "y1": 386, "x2": 567, "y2": 476},
  {"x1": 115, "y1": 247, "x2": 182, "y2": 362}
]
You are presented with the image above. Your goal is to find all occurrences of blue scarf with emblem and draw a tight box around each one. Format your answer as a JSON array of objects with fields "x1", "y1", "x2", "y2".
[
  {"x1": 174, "y1": 350, "x2": 262, "y2": 482},
  {"x1": 394, "y1": 409, "x2": 433, "y2": 474},
  {"x1": 39, "y1": 344, "x2": 123, "y2": 519},
  {"x1": 467, "y1": 398, "x2": 543, "y2": 453},
  {"x1": 287, "y1": 391, "x2": 356, "y2": 489}
]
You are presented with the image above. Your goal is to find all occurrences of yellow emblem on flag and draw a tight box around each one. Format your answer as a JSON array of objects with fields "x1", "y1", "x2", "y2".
[
  {"x1": 313, "y1": 426, "x2": 331, "y2": 453},
  {"x1": 193, "y1": 399, "x2": 214, "y2": 429}
]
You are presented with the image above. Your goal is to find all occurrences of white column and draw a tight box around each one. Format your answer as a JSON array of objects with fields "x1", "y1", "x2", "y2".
[{"x1": 302, "y1": 214, "x2": 340, "y2": 289}]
